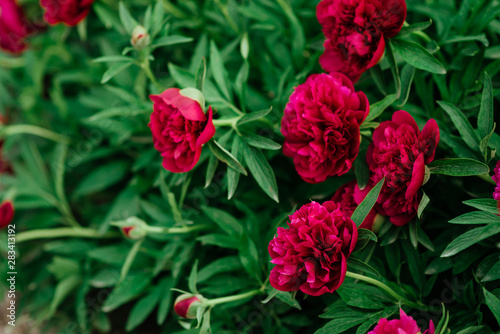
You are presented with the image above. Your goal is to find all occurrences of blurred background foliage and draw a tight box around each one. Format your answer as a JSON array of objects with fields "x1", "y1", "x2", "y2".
[{"x1": 0, "y1": 0, "x2": 499, "y2": 333}]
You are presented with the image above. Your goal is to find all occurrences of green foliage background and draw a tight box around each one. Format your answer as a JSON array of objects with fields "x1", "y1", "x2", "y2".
[{"x1": 0, "y1": 0, "x2": 500, "y2": 333}]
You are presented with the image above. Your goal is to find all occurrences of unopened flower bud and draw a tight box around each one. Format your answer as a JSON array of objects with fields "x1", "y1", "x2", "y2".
[
  {"x1": 0, "y1": 201, "x2": 14, "y2": 229},
  {"x1": 372, "y1": 213, "x2": 385, "y2": 234},
  {"x1": 131, "y1": 25, "x2": 150, "y2": 50},
  {"x1": 174, "y1": 294, "x2": 203, "y2": 319},
  {"x1": 112, "y1": 217, "x2": 148, "y2": 240}
]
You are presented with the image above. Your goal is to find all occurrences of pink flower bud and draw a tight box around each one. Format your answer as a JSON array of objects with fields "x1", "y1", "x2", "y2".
[
  {"x1": 174, "y1": 294, "x2": 202, "y2": 319},
  {"x1": 131, "y1": 25, "x2": 150, "y2": 50},
  {"x1": 0, "y1": 201, "x2": 14, "y2": 229}
]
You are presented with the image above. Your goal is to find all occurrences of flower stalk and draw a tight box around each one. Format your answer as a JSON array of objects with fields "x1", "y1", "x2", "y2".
[{"x1": 16, "y1": 227, "x2": 120, "y2": 243}]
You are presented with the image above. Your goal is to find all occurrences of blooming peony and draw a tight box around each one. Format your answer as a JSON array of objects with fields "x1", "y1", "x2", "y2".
[
  {"x1": 317, "y1": 0, "x2": 407, "y2": 82},
  {"x1": 149, "y1": 88, "x2": 215, "y2": 173},
  {"x1": 268, "y1": 201, "x2": 358, "y2": 296},
  {"x1": 281, "y1": 73, "x2": 369, "y2": 183},
  {"x1": 40, "y1": 0, "x2": 94, "y2": 26},
  {"x1": 0, "y1": 201, "x2": 14, "y2": 229},
  {"x1": 366, "y1": 110, "x2": 439, "y2": 226},
  {"x1": 332, "y1": 180, "x2": 379, "y2": 230},
  {"x1": 0, "y1": 0, "x2": 37, "y2": 53},
  {"x1": 369, "y1": 309, "x2": 435, "y2": 334},
  {"x1": 492, "y1": 161, "x2": 500, "y2": 200}
]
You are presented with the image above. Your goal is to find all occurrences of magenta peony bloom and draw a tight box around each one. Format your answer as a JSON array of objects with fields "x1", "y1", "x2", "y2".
[
  {"x1": 332, "y1": 180, "x2": 379, "y2": 230},
  {"x1": 366, "y1": 111, "x2": 439, "y2": 226},
  {"x1": 317, "y1": 0, "x2": 407, "y2": 82},
  {"x1": 492, "y1": 161, "x2": 500, "y2": 200},
  {"x1": 40, "y1": 0, "x2": 94, "y2": 26},
  {"x1": 149, "y1": 88, "x2": 215, "y2": 173},
  {"x1": 0, "y1": 201, "x2": 14, "y2": 229},
  {"x1": 268, "y1": 201, "x2": 358, "y2": 296},
  {"x1": 0, "y1": 0, "x2": 37, "y2": 53},
  {"x1": 281, "y1": 73, "x2": 369, "y2": 183},
  {"x1": 369, "y1": 309, "x2": 435, "y2": 334}
]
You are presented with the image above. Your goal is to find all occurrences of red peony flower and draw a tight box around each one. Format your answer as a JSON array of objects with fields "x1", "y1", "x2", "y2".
[
  {"x1": 0, "y1": 0, "x2": 37, "y2": 53},
  {"x1": 281, "y1": 73, "x2": 369, "y2": 183},
  {"x1": 268, "y1": 201, "x2": 358, "y2": 296},
  {"x1": 366, "y1": 110, "x2": 439, "y2": 226},
  {"x1": 0, "y1": 201, "x2": 14, "y2": 229},
  {"x1": 40, "y1": 0, "x2": 94, "y2": 26},
  {"x1": 149, "y1": 88, "x2": 215, "y2": 173},
  {"x1": 492, "y1": 161, "x2": 500, "y2": 200},
  {"x1": 317, "y1": 0, "x2": 407, "y2": 82},
  {"x1": 369, "y1": 309, "x2": 435, "y2": 334},
  {"x1": 332, "y1": 180, "x2": 379, "y2": 230}
]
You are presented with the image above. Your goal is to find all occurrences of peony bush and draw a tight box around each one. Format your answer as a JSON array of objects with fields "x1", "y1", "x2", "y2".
[{"x1": 0, "y1": 0, "x2": 499, "y2": 333}]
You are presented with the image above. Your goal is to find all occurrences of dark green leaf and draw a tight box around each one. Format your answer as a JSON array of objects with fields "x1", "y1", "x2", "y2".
[
  {"x1": 417, "y1": 191, "x2": 430, "y2": 219},
  {"x1": 102, "y1": 273, "x2": 152, "y2": 312},
  {"x1": 393, "y1": 39, "x2": 446, "y2": 74},
  {"x1": 100, "y1": 62, "x2": 133, "y2": 84},
  {"x1": 428, "y1": 158, "x2": 489, "y2": 176},
  {"x1": 449, "y1": 211, "x2": 500, "y2": 224},
  {"x1": 437, "y1": 101, "x2": 480, "y2": 152},
  {"x1": 200, "y1": 206, "x2": 243, "y2": 237},
  {"x1": 478, "y1": 72, "x2": 494, "y2": 139},
  {"x1": 210, "y1": 40, "x2": 232, "y2": 101},
  {"x1": 188, "y1": 260, "x2": 198, "y2": 294},
  {"x1": 347, "y1": 257, "x2": 380, "y2": 277},
  {"x1": 152, "y1": 35, "x2": 194, "y2": 48},
  {"x1": 126, "y1": 288, "x2": 161, "y2": 331},
  {"x1": 441, "y1": 224, "x2": 500, "y2": 257},
  {"x1": 351, "y1": 178, "x2": 384, "y2": 227},
  {"x1": 239, "y1": 233, "x2": 261, "y2": 282},
  {"x1": 398, "y1": 20, "x2": 433, "y2": 36},
  {"x1": 365, "y1": 94, "x2": 398, "y2": 122},
  {"x1": 483, "y1": 288, "x2": 500, "y2": 326},
  {"x1": 242, "y1": 142, "x2": 279, "y2": 202},
  {"x1": 208, "y1": 140, "x2": 247, "y2": 175},
  {"x1": 73, "y1": 161, "x2": 129, "y2": 198},
  {"x1": 242, "y1": 133, "x2": 281, "y2": 150},
  {"x1": 237, "y1": 107, "x2": 272, "y2": 126},
  {"x1": 118, "y1": 2, "x2": 139, "y2": 34}
]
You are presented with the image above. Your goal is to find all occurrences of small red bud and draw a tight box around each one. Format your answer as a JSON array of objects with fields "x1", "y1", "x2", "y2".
[
  {"x1": 174, "y1": 294, "x2": 202, "y2": 319},
  {"x1": 0, "y1": 201, "x2": 14, "y2": 229},
  {"x1": 131, "y1": 26, "x2": 150, "y2": 50}
]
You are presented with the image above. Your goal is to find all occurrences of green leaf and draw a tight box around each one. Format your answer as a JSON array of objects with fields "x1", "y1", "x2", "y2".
[
  {"x1": 195, "y1": 57, "x2": 207, "y2": 92},
  {"x1": 397, "y1": 64, "x2": 415, "y2": 107},
  {"x1": 101, "y1": 62, "x2": 133, "y2": 84},
  {"x1": 437, "y1": 101, "x2": 480, "y2": 152},
  {"x1": 242, "y1": 133, "x2": 281, "y2": 150},
  {"x1": 449, "y1": 211, "x2": 500, "y2": 224},
  {"x1": 365, "y1": 94, "x2": 398, "y2": 122},
  {"x1": 442, "y1": 34, "x2": 489, "y2": 47},
  {"x1": 441, "y1": 224, "x2": 500, "y2": 257},
  {"x1": 208, "y1": 140, "x2": 247, "y2": 176},
  {"x1": 200, "y1": 206, "x2": 243, "y2": 237},
  {"x1": 210, "y1": 40, "x2": 232, "y2": 101},
  {"x1": 126, "y1": 288, "x2": 161, "y2": 331},
  {"x1": 398, "y1": 20, "x2": 433, "y2": 36},
  {"x1": 152, "y1": 35, "x2": 194, "y2": 49},
  {"x1": 463, "y1": 199, "x2": 500, "y2": 214},
  {"x1": 347, "y1": 257, "x2": 380, "y2": 277},
  {"x1": 456, "y1": 327, "x2": 485, "y2": 334},
  {"x1": 102, "y1": 273, "x2": 152, "y2": 312},
  {"x1": 418, "y1": 226, "x2": 435, "y2": 251},
  {"x1": 73, "y1": 161, "x2": 129, "y2": 198},
  {"x1": 157, "y1": 277, "x2": 176, "y2": 325},
  {"x1": 483, "y1": 288, "x2": 500, "y2": 326},
  {"x1": 119, "y1": 2, "x2": 139, "y2": 34},
  {"x1": 358, "y1": 228, "x2": 378, "y2": 243},
  {"x1": 242, "y1": 142, "x2": 279, "y2": 202},
  {"x1": 188, "y1": 260, "x2": 199, "y2": 294},
  {"x1": 197, "y1": 256, "x2": 242, "y2": 283},
  {"x1": 93, "y1": 55, "x2": 134, "y2": 63},
  {"x1": 197, "y1": 234, "x2": 240, "y2": 249},
  {"x1": 315, "y1": 317, "x2": 367, "y2": 334},
  {"x1": 239, "y1": 233, "x2": 261, "y2": 282},
  {"x1": 205, "y1": 155, "x2": 218, "y2": 188},
  {"x1": 478, "y1": 72, "x2": 494, "y2": 139},
  {"x1": 49, "y1": 275, "x2": 81, "y2": 317},
  {"x1": 351, "y1": 178, "x2": 384, "y2": 227},
  {"x1": 237, "y1": 107, "x2": 272, "y2": 126},
  {"x1": 482, "y1": 260, "x2": 500, "y2": 282},
  {"x1": 409, "y1": 220, "x2": 418, "y2": 249},
  {"x1": 417, "y1": 191, "x2": 430, "y2": 219},
  {"x1": 392, "y1": 39, "x2": 446, "y2": 74},
  {"x1": 428, "y1": 158, "x2": 489, "y2": 176},
  {"x1": 386, "y1": 40, "x2": 401, "y2": 97},
  {"x1": 227, "y1": 136, "x2": 243, "y2": 199}
]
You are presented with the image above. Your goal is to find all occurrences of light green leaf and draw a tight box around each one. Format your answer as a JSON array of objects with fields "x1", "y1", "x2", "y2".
[
  {"x1": 351, "y1": 178, "x2": 384, "y2": 227},
  {"x1": 393, "y1": 39, "x2": 446, "y2": 74},
  {"x1": 101, "y1": 62, "x2": 133, "y2": 84},
  {"x1": 478, "y1": 72, "x2": 494, "y2": 139},
  {"x1": 242, "y1": 142, "x2": 279, "y2": 202},
  {"x1": 441, "y1": 224, "x2": 500, "y2": 257},
  {"x1": 437, "y1": 101, "x2": 480, "y2": 152}
]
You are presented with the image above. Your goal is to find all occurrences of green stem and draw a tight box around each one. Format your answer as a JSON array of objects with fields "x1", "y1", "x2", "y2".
[
  {"x1": 120, "y1": 238, "x2": 144, "y2": 281},
  {"x1": 140, "y1": 60, "x2": 163, "y2": 92},
  {"x1": 206, "y1": 289, "x2": 261, "y2": 306},
  {"x1": 345, "y1": 271, "x2": 427, "y2": 311},
  {"x1": 1, "y1": 125, "x2": 70, "y2": 143},
  {"x1": 16, "y1": 227, "x2": 120, "y2": 243},
  {"x1": 212, "y1": 117, "x2": 241, "y2": 127},
  {"x1": 147, "y1": 224, "x2": 212, "y2": 234}
]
